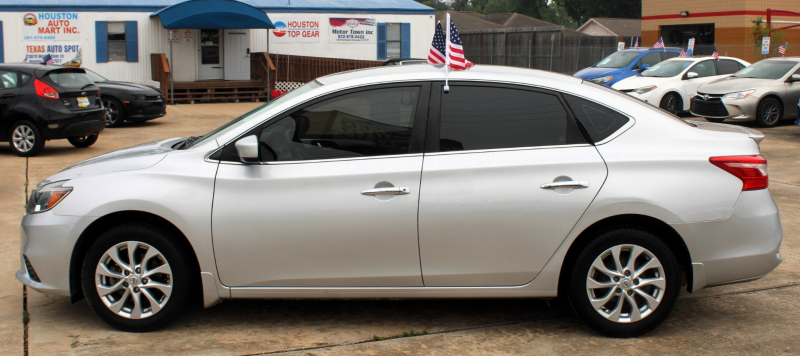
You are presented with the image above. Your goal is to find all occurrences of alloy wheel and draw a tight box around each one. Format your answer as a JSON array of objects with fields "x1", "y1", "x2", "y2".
[
  {"x1": 761, "y1": 102, "x2": 780, "y2": 125},
  {"x1": 95, "y1": 241, "x2": 173, "y2": 320},
  {"x1": 12, "y1": 125, "x2": 35, "y2": 153},
  {"x1": 666, "y1": 96, "x2": 678, "y2": 114},
  {"x1": 585, "y1": 244, "x2": 666, "y2": 323},
  {"x1": 104, "y1": 100, "x2": 119, "y2": 125}
]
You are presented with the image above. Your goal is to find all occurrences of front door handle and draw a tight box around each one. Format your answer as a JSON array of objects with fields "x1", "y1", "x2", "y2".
[
  {"x1": 0, "y1": 93, "x2": 15, "y2": 99},
  {"x1": 540, "y1": 181, "x2": 589, "y2": 189},
  {"x1": 361, "y1": 187, "x2": 410, "y2": 196}
]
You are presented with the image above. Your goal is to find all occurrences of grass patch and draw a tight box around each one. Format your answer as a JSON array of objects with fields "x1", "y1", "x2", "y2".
[
  {"x1": 372, "y1": 328, "x2": 428, "y2": 341},
  {"x1": 22, "y1": 310, "x2": 29, "y2": 325}
]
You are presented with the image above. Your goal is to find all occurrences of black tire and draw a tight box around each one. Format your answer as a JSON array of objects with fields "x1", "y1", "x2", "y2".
[
  {"x1": 659, "y1": 93, "x2": 682, "y2": 115},
  {"x1": 568, "y1": 228, "x2": 680, "y2": 338},
  {"x1": 705, "y1": 118, "x2": 725, "y2": 123},
  {"x1": 756, "y1": 97, "x2": 782, "y2": 127},
  {"x1": 8, "y1": 120, "x2": 45, "y2": 157},
  {"x1": 81, "y1": 223, "x2": 191, "y2": 332},
  {"x1": 68, "y1": 134, "x2": 99, "y2": 148},
  {"x1": 103, "y1": 97, "x2": 126, "y2": 127}
]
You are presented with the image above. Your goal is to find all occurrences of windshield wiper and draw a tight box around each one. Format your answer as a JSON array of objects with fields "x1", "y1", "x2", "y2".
[
  {"x1": 176, "y1": 135, "x2": 203, "y2": 150},
  {"x1": 80, "y1": 83, "x2": 96, "y2": 90}
]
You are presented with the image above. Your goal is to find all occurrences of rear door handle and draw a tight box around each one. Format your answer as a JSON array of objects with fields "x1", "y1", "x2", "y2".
[
  {"x1": 0, "y1": 93, "x2": 15, "y2": 99},
  {"x1": 361, "y1": 187, "x2": 410, "y2": 196},
  {"x1": 540, "y1": 181, "x2": 589, "y2": 189}
]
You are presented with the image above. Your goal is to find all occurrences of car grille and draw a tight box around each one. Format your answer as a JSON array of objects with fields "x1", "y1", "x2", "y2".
[{"x1": 691, "y1": 94, "x2": 729, "y2": 117}]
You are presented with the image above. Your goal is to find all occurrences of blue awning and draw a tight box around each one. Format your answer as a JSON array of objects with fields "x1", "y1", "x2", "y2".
[{"x1": 152, "y1": 0, "x2": 275, "y2": 29}]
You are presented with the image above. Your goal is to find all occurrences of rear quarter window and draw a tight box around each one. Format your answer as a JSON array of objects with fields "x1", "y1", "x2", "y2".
[
  {"x1": 46, "y1": 71, "x2": 94, "y2": 89},
  {"x1": 563, "y1": 94, "x2": 631, "y2": 143}
]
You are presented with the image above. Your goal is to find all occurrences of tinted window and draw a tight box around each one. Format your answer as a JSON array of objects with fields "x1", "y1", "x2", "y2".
[
  {"x1": 733, "y1": 60, "x2": 798, "y2": 79},
  {"x1": 0, "y1": 71, "x2": 18, "y2": 89},
  {"x1": 717, "y1": 60, "x2": 741, "y2": 75},
  {"x1": 662, "y1": 52, "x2": 680, "y2": 60},
  {"x1": 438, "y1": 86, "x2": 581, "y2": 151},
  {"x1": 636, "y1": 52, "x2": 661, "y2": 68},
  {"x1": 563, "y1": 94, "x2": 631, "y2": 143},
  {"x1": 689, "y1": 60, "x2": 716, "y2": 77},
  {"x1": 46, "y1": 71, "x2": 94, "y2": 89},
  {"x1": 258, "y1": 86, "x2": 419, "y2": 162}
]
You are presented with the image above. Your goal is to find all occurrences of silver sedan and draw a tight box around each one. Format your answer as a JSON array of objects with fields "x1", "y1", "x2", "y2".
[
  {"x1": 691, "y1": 57, "x2": 800, "y2": 127},
  {"x1": 17, "y1": 65, "x2": 781, "y2": 337}
]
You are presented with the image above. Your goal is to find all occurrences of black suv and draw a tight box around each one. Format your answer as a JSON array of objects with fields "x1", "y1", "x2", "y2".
[{"x1": 0, "y1": 64, "x2": 105, "y2": 156}]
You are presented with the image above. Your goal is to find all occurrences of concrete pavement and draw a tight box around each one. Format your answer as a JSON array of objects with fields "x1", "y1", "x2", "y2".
[{"x1": 1, "y1": 104, "x2": 799, "y2": 355}]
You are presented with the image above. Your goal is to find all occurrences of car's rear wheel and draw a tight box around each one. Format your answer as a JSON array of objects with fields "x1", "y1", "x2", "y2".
[
  {"x1": 103, "y1": 97, "x2": 125, "y2": 128},
  {"x1": 568, "y1": 228, "x2": 680, "y2": 337},
  {"x1": 68, "y1": 134, "x2": 99, "y2": 148},
  {"x1": 81, "y1": 223, "x2": 191, "y2": 332},
  {"x1": 9, "y1": 120, "x2": 45, "y2": 157},
  {"x1": 756, "y1": 98, "x2": 782, "y2": 127},
  {"x1": 659, "y1": 93, "x2": 682, "y2": 115}
]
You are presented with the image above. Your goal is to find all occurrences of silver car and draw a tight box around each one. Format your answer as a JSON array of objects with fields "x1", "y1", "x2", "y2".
[
  {"x1": 18, "y1": 65, "x2": 782, "y2": 337},
  {"x1": 691, "y1": 57, "x2": 800, "y2": 127}
]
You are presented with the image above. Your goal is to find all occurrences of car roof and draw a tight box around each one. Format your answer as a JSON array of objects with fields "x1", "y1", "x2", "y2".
[
  {"x1": 620, "y1": 47, "x2": 683, "y2": 53},
  {"x1": 316, "y1": 64, "x2": 584, "y2": 87},
  {"x1": 662, "y1": 56, "x2": 743, "y2": 62}
]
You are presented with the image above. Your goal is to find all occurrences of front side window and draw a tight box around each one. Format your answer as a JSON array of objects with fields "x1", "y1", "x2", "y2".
[
  {"x1": 717, "y1": 60, "x2": 741, "y2": 75},
  {"x1": 0, "y1": 71, "x2": 18, "y2": 89},
  {"x1": 438, "y1": 86, "x2": 582, "y2": 152},
  {"x1": 636, "y1": 52, "x2": 662, "y2": 69},
  {"x1": 259, "y1": 86, "x2": 420, "y2": 162},
  {"x1": 689, "y1": 60, "x2": 717, "y2": 77},
  {"x1": 107, "y1": 22, "x2": 127, "y2": 61}
]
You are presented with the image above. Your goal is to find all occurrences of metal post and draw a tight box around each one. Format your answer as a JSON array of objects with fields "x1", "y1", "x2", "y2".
[
  {"x1": 575, "y1": 36, "x2": 580, "y2": 72},
  {"x1": 549, "y1": 34, "x2": 554, "y2": 71},
  {"x1": 287, "y1": 54, "x2": 290, "y2": 84},
  {"x1": 266, "y1": 32, "x2": 270, "y2": 102},
  {"x1": 528, "y1": 37, "x2": 532, "y2": 68},
  {"x1": 169, "y1": 33, "x2": 174, "y2": 105}
]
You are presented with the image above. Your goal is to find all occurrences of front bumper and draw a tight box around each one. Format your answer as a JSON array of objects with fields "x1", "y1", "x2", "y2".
[
  {"x1": 689, "y1": 94, "x2": 758, "y2": 120},
  {"x1": 124, "y1": 98, "x2": 167, "y2": 121},
  {"x1": 671, "y1": 189, "x2": 782, "y2": 291}
]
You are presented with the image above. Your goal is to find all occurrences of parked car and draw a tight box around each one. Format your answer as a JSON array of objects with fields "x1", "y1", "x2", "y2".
[
  {"x1": 381, "y1": 58, "x2": 427, "y2": 66},
  {"x1": 83, "y1": 69, "x2": 166, "y2": 127},
  {"x1": 574, "y1": 48, "x2": 684, "y2": 87},
  {"x1": 691, "y1": 57, "x2": 800, "y2": 127},
  {"x1": 0, "y1": 64, "x2": 104, "y2": 157},
  {"x1": 612, "y1": 56, "x2": 750, "y2": 115},
  {"x1": 18, "y1": 65, "x2": 781, "y2": 337}
]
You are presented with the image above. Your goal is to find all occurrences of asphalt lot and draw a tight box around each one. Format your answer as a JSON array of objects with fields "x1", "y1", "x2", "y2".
[{"x1": 1, "y1": 103, "x2": 799, "y2": 355}]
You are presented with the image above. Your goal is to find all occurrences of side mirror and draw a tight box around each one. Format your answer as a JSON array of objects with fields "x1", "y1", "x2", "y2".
[
  {"x1": 790, "y1": 74, "x2": 800, "y2": 82},
  {"x1": 234, "y1": 135, "x2": 259, "y2": 163},
  {"x1": 639, "y1": 64, "x2": 651, "y2": 71},
  {"x1": 687, "y1": 72, "x2": 699, "y2": 79}
]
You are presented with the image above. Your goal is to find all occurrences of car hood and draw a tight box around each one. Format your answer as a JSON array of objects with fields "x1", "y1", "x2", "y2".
[
  {"x1": 612, "y1": 75, "x2": 670, "y2": 90},
  {"x1": 97, "y1": 81, "x2": 161, "y2": 93},
  {"x1": 40, "y1": 138, "x2": 182, "y2": 185},
  {"x1": 574, "y1": 67, "x2": 622, "y2": 79},
  {"x1": 697, "y1": 76, "x2": 776, "y2": 94}
]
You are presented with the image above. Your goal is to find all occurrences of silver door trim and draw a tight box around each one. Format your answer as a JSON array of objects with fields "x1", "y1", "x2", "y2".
[
  {"x1": 424, "y1": 144, "x2": 592, "y2": 156},
  {"x1": 208, "y1": 152, "x2": 423, "y2": 165}
]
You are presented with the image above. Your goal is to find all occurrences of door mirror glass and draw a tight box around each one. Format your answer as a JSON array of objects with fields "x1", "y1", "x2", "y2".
[
  {"x1": 235, "y1": 135, "x2": 259, "y2": 163},
  {"x1": 686, "y1": 72, "x2": 699, "y2": 79},
  {"x1": 790, "y1": 74, "x2": 800, "y2": 82}
]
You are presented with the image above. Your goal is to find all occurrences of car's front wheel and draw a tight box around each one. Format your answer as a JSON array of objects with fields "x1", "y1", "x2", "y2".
[
  {"x1": 756, "y1": 98, "x2": 782, "y2": 127},
  {"x1": 81, "y1": 223, "x2": 191, "y2": 332},
  {"x1": 9, "y1": 120, "x2": 45, "y2": 157},
  {"x1": 568, "y1": 228, "x2": 680, "y2": 337},
  {"x1": 68, "y1": 134, "x2": 99, "y2": 148},
  {"x1": 659, "y1": 93, "x2": 682, "y2": 115}
]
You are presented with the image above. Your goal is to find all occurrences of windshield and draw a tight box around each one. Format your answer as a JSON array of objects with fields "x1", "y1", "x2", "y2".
[
  {"x1": 641, "y1": 60, "x2": 693, "y2": 77},
  {"x1": 595, "y1": 52, "x2": 641, "y2": 68},
  {"x1": 84, "y1": 69, "x2": 107, "y2": 82},
  {"x1": 187, "y1": 81, "x2": 321, "y2": 148},
  {"x1": 733, "y1": 60, "x2": 798, "y2": 79}
]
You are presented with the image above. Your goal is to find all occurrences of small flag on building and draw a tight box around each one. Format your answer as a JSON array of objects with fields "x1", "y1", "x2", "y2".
[
  {"x1": 678, "y1": 48, "x2": 687, "y2": 57},
  {"x1": 711, "y1": 45, "x2": 719, "y2": 60},
  {"x1": 779, "y1": 42, "x2": 788, "y2": 56},
  {"x1": 41, "y1": 54, "x2": 55, "y2": 64},
  {"x1": 427, "y1": 22, "x2": 446, "y2": 65},
  {"x1": 653, "y1": 37, "x2": 665, "y2": 51},
  {"x1": 634, "y1": 37, "x2": 639, "y2": 47},
  {"x1": 447, "y1": 18, "x2": 473, "y2": 70}
]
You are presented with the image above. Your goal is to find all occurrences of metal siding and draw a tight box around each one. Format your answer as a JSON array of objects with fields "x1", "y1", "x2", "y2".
[
  {"x1": 95, "y1": 21, "x2": 108, "y2": 63},
  {"x1": 400, "y1": 22, "x2": 410, "y2": 58},
  {"x1": 126, "y1": 21, "x2": 138, "y2": 62}
]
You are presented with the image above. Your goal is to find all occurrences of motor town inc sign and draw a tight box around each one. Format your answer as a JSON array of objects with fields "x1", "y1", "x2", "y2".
[
  {"x1": 329, "y1": 18, "x2": 376, "y2": 43},
  {"x1": 270, "y1": 18, "x2": 320, "y2": 43},
  {"x1": 22, "y1": 12, "x2": 81, "y2": 41}
]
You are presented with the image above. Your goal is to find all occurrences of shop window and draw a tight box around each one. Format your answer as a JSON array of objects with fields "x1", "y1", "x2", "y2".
[
  {"x1": 377, "y1": 23, "x2": 410, "y2": 60},
  {"x1": 95, "y1": 21, "x2": 138, "y2": 63}
]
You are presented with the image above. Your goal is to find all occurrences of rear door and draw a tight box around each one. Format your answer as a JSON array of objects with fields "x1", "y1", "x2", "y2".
[{"x1": 417, "y1": 83, "x2": 608, "y2": 287}]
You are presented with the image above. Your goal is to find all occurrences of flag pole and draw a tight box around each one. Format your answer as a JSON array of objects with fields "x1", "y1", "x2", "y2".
[{"x1": 444, "y1": 13, "x2": 450, "y2": 93}]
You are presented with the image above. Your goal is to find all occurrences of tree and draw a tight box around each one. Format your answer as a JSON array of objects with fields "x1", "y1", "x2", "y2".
[
  {"x1": 413, "y1": 0, "x2": 449, "y2": 11},
  {"x1": 540, "y1": 2, "x2": 577, "y2": 29},
  {"x1": 482, "y1": 0, "x2": 548, "y2": 18},
  {"x1": 750, "y1": 17, "x2": 787, "y2": 57},
  {"x1": 450, "y1": 0, "x2": 472, "y2": 11},
  {"x1": 556, "y1": 0, "x2": 641, "y2": 25}
]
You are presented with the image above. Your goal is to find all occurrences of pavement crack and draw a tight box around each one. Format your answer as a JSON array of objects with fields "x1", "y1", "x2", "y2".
[
  {"x1": 681, "y1": 282, "x2": 800, "y2": 302},
  {"x1": 23, "y1": 157, "x2": 29, "y2": 356},
  {"x1": 772, "y1": 180, "x2": 800, "y2": 187}
]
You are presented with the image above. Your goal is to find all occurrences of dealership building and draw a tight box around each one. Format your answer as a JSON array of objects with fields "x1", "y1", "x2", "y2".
[{"x1": 0, "y1": 0, "x2": 435, "y2": 88}]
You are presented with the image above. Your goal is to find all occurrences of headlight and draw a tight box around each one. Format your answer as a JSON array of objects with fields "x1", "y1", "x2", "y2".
[
  {"x1": 27, "y1": 181, "x2": 72, "y2": 214},
  {"x1": 634, "y1": 85, "x2": 657, "y2": 94},
  {"x1": 591, "y1": 75, "x2": 614, "y2": 84},
  {"x1": 722, "y1": 90, "x2": 755, "y2": 100},
  {"x1": 133, "y1": 94, "x2": 147, "y2": 100}
]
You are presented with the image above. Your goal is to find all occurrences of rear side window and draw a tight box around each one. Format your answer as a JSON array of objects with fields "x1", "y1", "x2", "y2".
[
  {"x1": 662, "y1": 51, "x2": 680, "y2": 60},
  {"x1": 46, "y1": 71, "x2": 94, "y2": 89},
  {"x1": 438, "y1": 86, "x2": 584, "y2": 151},
  {"x1": 563, "y1": 94, "x2": 631, "y2": 143},
  {"x1": 0, "y1": 71, "x2": 18, "y2": 89},
  {"x1": 717, "y1": 60, "x2": 741, "y2": 75}
]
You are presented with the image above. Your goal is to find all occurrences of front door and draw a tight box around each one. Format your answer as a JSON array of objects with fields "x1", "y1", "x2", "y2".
[
  {"x1": 683, "y1": 60, "x2": 719, "y2": 100},
  {"x1": 224, "y1": 29, "x2": 250, "y2": 80},
  {"x1": 784, "y1": 67, "x2": 800, "y2": 118},
  {"x1": 418, "y1": 83, "x2": 608, "y2": 287},
  {"x1": 199, "y1": 29, "x2": 223, "y2": 80},
  {"x1": 0, "y1": 70, "x2": 22, "y2": 126},
  {"x1": 212, "y1": 84, "x2": 430, "y2": 287}
]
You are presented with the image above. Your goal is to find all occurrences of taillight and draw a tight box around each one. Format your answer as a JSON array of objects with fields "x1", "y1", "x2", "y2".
[
  {"x1": 709, "y1": 155, "x2": 768, "y2": 191},
  {"x1": 34, "y1": 79, "x2": 59, "y2": 99}
]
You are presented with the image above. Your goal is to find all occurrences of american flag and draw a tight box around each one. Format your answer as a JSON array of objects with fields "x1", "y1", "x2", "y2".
[
  {"x1": 41, "y1": 54, "x2": 54, "y2": 64},
  {"x1": 447, "y1": 18, "x2": 473, "y2": 70},
  {"x1": 678, "y1": 49, "x2": 687, "y2": 57},
  {"x1": 653, "y1": 37, "x2": 665, "y2": 49},
  {"x1": 427, "y1": 22, "x2": 446, "y2": 65},
  {"x1": 634, "y1": 37, "x2": 638, "y2": 47},
  {"x1": 779, "y1": 42, "x2": 787, "y2": 56},
  {"x1": 711, "y1": 45, "x2": 719, "y2": 60}
]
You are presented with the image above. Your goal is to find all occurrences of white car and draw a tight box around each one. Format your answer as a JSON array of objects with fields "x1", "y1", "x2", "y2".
[{"x1": 612, "y1": 56, "x2": 750, "y2": 115}]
